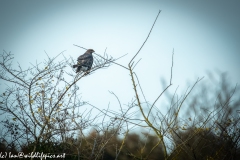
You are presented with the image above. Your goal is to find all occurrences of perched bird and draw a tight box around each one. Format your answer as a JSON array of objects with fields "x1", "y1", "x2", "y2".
[{"x1": 73, "y1": 49, "x2": 94, "y2": 73}]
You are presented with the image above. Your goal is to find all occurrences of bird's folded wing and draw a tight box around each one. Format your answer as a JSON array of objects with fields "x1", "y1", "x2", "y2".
[
  {"x1": 77, "y1": 54, "x2": 93, "y2": 67},
  {"x1": 77, "y1": 54, "x2": 91, "y2": 61}
]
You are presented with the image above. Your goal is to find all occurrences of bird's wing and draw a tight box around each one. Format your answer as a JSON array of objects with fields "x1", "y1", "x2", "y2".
[
  {"x1": 77, "y1": 53, "x2": 91, "y2": 61},
  {"x1": 77, "y1": 54, "x2": 93, "y2": 68}
]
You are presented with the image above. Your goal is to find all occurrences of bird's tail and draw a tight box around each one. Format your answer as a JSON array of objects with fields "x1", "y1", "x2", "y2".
[{"x1": 73, "y1": 64, "x2": 78, "y2": 68}]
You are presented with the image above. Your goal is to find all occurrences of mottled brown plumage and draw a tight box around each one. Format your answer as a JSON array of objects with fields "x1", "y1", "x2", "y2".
[{"x1": 73, "y1": 49, "x2": 94, "y2": 73}]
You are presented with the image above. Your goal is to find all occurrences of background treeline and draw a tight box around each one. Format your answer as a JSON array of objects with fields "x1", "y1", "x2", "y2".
[{"x1": 1, "y1": 119, "x2": 240, "y2": 160}]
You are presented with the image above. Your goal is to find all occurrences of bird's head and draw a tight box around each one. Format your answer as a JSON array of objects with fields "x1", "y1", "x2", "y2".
[{"x1": 86, "y1": 49, "x2": 95, "y2": 54}]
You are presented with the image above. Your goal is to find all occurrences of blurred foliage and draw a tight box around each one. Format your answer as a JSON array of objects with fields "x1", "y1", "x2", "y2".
[
  {"x1": 169, "y1": 127, "x2": 240, "y2": 160},
  {"x1": 168, "y1": 72, "x2": 240, "y2": 160},
  {"x1": 0, "y1": 63, "x2": 239, "y2": 160}
]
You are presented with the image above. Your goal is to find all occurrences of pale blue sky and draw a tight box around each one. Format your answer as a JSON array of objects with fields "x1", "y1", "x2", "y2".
[{"x1": 1, "y1": 0, "x2": 239, "y2": 115}]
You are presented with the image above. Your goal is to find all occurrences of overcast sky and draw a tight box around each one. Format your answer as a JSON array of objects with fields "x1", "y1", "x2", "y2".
[{"x1": 1, "y1": 0, "x2": 239, "y2": 117}]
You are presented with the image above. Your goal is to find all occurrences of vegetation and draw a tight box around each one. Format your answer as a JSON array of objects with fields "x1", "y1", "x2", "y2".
[{"x1": 0, "y1": 10, "x2": 239, "y2": 160}]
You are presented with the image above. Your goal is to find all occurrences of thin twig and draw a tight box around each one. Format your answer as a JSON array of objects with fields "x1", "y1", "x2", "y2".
[
  {"x1": 147, "y1": 51, "x2": 174, "y2": 118},
  {"x1": 132, "y1": 58, "x2": 142, "y2": 70},
  {"x1": 129, "y1": 10, "x2": 161, "y2": 65},
  {"x1": 170, "y1": 49, "x2": 174, "y2": 84},
  {"x1": 133, "y1": 72, "x2": 149, "y2": 108}
]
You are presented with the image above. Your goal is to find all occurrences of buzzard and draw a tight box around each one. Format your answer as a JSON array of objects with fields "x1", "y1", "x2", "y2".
[{"x1": 73, "y1": 49, "x2": 94, "y2": 73}]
